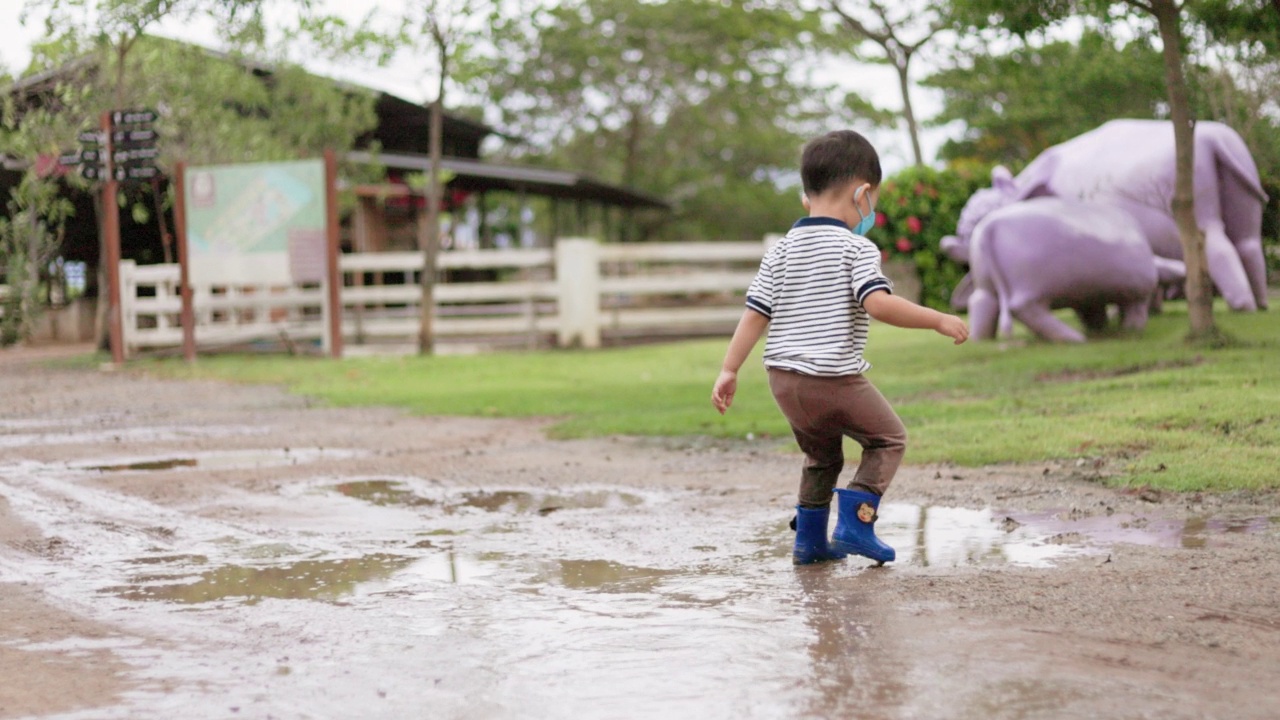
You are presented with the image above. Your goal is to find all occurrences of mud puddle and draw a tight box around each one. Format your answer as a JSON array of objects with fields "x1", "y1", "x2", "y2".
[{"x1": 6, "y1": 468, "x2": 1276, "y2": 719}]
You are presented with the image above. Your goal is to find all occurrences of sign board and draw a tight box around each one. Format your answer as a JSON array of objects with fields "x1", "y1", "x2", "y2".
[
  {"x1": 112, "y1": 108, "x2": 158, "y2": 125},
  {"x1": 184, "y1": 159, "x2": 327, "y2": 285},
  {"x1": 114, "y1": 165, "x2": 159, "y2": 181}
]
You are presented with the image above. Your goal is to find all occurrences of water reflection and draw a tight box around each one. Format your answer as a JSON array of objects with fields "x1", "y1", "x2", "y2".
[
  {"x1": 795, "y1": 566, "x2": 908, "y2": 717},
  {"x1": 103, "y1": 554, "x2": 412, "y2": 605},
  {"x1": 80, "y1": 448, "x2": 362, "y2": 473}
]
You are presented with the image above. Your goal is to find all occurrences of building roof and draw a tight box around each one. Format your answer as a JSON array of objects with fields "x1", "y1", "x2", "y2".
[{"x1": 348, "y1": 151, "x2": 670, "y2": 210}]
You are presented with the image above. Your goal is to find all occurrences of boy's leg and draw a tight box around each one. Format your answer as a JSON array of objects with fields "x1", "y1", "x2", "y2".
[
  {"x1": 768, "y1": 369, "x2": 844, "y2": 508},
  {"x1": 833, "y1": 374, "x2": 907, "y2": 496}
]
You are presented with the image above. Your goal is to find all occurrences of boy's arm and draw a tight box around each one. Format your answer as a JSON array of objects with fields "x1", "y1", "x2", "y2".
[
  {"x1": 863, "y1": 290, "x2": 969, "y2": 344},
  {"x1": 712, "y1": 309, "x2": 770, "y2": 414}
]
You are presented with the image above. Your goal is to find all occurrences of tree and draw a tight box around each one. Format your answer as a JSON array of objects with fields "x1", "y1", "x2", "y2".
[
  {"x1": 399, "y1": 0, "x2": 493, "y2": 355},
  {"x1": 487, "y1": 0, "x2": 841, "y2": 240},
  {"x1": 12, "y1": 1, "x2": 378, "y2": 349},
  {"x1": 925, "y1": 30, "x2": 1169, "y2": 167},
  {"x1": 821, "y1": 0, "x2": 947, "y2": 167},
  {"x1": 948, "y1": 0, "x2": 1222, "y2": 342}
]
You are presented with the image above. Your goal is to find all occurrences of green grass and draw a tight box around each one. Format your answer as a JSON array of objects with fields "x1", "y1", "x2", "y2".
[{"x1": 130, "y1": 302, "x2": 1280, "y2": 492}]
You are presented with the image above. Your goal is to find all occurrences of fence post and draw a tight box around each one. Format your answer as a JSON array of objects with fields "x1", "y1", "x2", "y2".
[
  {"x1": 119, "y1": 260, "x2": 136, "y2": 358},
  {"x1": 555, "y1": 237, "x2": 601, "y2": 349}
]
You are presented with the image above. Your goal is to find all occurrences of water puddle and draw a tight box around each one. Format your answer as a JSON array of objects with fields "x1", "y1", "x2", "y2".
[
  {"x1": 103, "y1": 554, "x2": 412, "y2": 605},
  {"x1": 875, "y1": 503, "x2": 1277, "y2": 567},
  {"x1": 334, "y1": 480, "x2": 438, "y2": 507},
  {"x1": 328, "y1": 480, "x2": 648, "y2": 516},
  {"x1": 77, "y1": 448, "x2": 363, "y2": 473},
  {"x1": 528, "y1": 559, "x2": 681, "y2": 593}
]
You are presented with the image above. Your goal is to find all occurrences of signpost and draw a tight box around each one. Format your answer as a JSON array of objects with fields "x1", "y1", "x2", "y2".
[{"x1": 68, "y1": 108, "x2": 162, "y2": 364}]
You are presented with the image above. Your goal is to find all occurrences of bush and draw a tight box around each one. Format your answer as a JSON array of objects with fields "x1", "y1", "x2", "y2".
[
  {"x1": 870, "y1": 166, "x2": 989, "y2": 311},
  {"x1": 1262, "y1": 176, "x2": 1279, "y2": 277}
]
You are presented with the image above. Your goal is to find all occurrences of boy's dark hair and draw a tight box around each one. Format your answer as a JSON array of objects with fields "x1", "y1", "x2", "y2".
[{"x1": 801, "y1": 130, "x2": 882, "y2": 196}]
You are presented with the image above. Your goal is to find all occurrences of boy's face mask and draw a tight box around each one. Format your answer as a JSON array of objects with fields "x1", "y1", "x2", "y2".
[{"x1": 852, "y1": 186, "x2": 876, "y2": 235}]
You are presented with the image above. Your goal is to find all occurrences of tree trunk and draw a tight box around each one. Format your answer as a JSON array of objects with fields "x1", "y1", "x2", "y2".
[
  {"x1": 895, "y1": 55, "x2": 925, "y2": 167},
  {"x1": 1153, "y1": 0, "x2": 1216, "y2": 340},
  {"x1": 419, "y1": 91, "x2": 445, "y2": 355}
]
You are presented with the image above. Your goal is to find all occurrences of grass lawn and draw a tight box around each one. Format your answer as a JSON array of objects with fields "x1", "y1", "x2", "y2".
[{"x1": 132, "y1": 302, "x2": 1280, "y2": 492}]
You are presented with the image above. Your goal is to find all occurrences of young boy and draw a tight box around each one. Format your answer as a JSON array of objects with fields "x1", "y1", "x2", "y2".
[{"x1": 711, "y1": 130, "x2": 969, "y2": 566}]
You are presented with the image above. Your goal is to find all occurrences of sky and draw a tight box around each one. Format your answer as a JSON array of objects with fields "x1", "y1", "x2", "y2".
[{"x1": 0, "y1": 0, "x2": 959, "y2": 174}]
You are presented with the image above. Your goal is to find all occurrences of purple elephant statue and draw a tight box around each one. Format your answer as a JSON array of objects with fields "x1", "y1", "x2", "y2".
[
  {"x1": 942, "y1": 198, "x2": 1186, "y2": 342},
  {"x1": 948, "y1": 119, "x2": 1269, "y2": 311}
]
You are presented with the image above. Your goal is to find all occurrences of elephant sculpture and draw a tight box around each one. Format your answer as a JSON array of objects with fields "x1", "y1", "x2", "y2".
[
  {"x1": 942, "y1": 198, "x2": 1186, "y2": 342},
  {"x1": 947, "y1": 119, "x2": 1268, "y2": 312}
]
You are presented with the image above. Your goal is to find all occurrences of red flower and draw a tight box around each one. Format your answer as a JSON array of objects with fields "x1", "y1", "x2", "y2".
[
  {"x1": 913, "y1": 182, "x2": 925, "y2": 195},
  {"x1": 906, "y1": 216, "x2": 922, "y2": 234},
  {"x1": 875, "y1": 212, "x2": 887, "y2": 227},
  {"x1": 896, "y1": 237, "x2": 914, "y2": 254},
  {"x1": 897, "y1": 196, "x2": 908, "y2": 207}
]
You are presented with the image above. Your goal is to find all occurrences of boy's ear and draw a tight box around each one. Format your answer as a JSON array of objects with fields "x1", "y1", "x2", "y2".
[{"x1": 801, "y1": 194, "x2": 811, "y2": 211}]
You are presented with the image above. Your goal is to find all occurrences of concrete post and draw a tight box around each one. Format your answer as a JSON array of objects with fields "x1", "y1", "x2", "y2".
[{"x1": 556, "y1": 237, "x2": 601, "y2": 349}]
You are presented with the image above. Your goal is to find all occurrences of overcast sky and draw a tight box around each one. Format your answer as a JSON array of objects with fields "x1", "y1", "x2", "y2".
[{"x1": 0, "y1": 1, "x2": 958, "y2": 173}]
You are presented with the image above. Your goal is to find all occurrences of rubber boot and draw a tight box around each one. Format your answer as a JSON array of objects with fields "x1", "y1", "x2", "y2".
[
  {"x1": 792, "y1": 505, "x2": 847, "y2": 566},
  {"x1": 830, "y1": 488, "x2": 896, "y2": 564}
]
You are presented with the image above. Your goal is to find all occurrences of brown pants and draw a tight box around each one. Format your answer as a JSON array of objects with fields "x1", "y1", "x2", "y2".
[{"x1": 768, "y1": 369, "x2": 907, "y2": 508}]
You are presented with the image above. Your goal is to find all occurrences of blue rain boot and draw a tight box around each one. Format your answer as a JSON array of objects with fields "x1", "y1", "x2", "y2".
[
  {"x1": 831, "y1": 488, "x2": 896, "y2": 565},
  {"x1": 792, "y1": 505, "x2": 847, "y2": 566}
]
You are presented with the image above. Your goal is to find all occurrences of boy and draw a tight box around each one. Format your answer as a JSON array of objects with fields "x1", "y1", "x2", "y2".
[{"x1": 711, "y1": 130, "x2": 969, "y2": 566}]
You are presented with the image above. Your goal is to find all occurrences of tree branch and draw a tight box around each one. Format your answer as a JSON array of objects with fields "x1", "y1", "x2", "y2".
[
  {"x1": 828, "y1": 1, "x2": 890, "y2": 46},
  {"x1": 1121, "y1": 0, "x2": 1156, "y2": 13}
]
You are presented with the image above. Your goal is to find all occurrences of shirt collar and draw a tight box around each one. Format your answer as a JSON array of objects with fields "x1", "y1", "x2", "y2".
[{"x1": 792, "y1": 216, "x2": 850, "y2": 230}]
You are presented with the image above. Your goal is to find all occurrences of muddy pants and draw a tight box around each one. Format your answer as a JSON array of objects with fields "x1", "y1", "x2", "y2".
[{"x1": 768, "y1": 369, "x2": 907, "y2": 508}]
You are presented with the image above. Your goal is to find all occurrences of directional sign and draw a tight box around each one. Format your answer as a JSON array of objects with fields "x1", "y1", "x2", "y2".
[
  {"x1": 114, "y1": 165, "x2": 159, "y2": 181},
  {"x1": 58, "y1": 153, "x2": 82, "y2": 166},
  {"x1": 114, "y1": 147, "x2": 160, "y2": 164},
  {"x1": 112, "y1": 128, "x2": 159, "y2": 145},
  {"x1": 111, "y1": 108, "x2": 158, "y2": 126},
  {"x1": 80, "y1": 148, "x2": 100, "y2": 163},
  {"x1": 77, "y1": 130, "x2": 104, "y2": 145},
  {"x1": 80, "y1": 165, "x2": 105, "y2": 180}
]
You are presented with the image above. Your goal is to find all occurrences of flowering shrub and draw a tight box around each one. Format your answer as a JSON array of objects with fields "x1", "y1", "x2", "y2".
[{"x1": 871, "y1": 165, "x2": 990, "y2": 311}]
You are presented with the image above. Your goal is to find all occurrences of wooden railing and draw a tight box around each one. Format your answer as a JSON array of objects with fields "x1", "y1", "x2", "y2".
[{"x1": 119, "y1": 238, "x2": 765, "y2": 357}]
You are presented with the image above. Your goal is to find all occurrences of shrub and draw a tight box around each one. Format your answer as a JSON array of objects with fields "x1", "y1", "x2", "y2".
[
  {"x1": 871, "y1": 165, "x2": 989, "y2": 311},
  {"x1": 1262, "y1": 176, "x2": 1279, "y2": 277}
]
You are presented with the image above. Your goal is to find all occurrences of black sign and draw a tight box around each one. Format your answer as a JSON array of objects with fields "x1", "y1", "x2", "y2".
[
  {"x1": 111, "y1": 108, "x2": 158, "y2": 126},
  {"x1": 77, "y1": 130, "x2": 104, "y2": 145},
  {"x1": 114, "y1": 147, "x2": 160, "y2": 164},
  {"x1": 112, "y1": 128, "x2": 159, "y2": 145},
  {"x1": 80, "y1": 165, "x2": 105, "y2": 180},
  {"x1": 80, "y1": 149, "x2": 100, "y2": 163},
  {"x1": 114, "y1": 165, "x2": 160, "y2": 181},
  {"x1": 58, "y1": 153, "x2": 82, "y2": 166}
]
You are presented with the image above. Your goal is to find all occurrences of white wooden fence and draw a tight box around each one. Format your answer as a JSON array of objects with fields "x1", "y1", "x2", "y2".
[{"x1": 119, "y1": 238, "x2": 765, "y2": 357}]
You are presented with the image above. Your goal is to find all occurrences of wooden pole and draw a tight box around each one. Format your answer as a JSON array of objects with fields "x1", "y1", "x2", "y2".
[
  {"x1": 101, "y1": 111, "x2": 125, "y2": 365},
  {"x1": 324, "y1": 148, "x2": 344, "y2": 359},
  {"x1": 173, "y1": 160, "x2": 196, "y2": 362}
]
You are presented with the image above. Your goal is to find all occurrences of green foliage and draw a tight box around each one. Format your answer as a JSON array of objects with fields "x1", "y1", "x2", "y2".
[
  {"x1": 869, "y1": 165, "x2": 987, "y2": 311},
  {"x1": 0, "y1": 173, "x2": 75, "y2": 345},
  {"x1": 925, "y1": 30, "x2": 1169, "y2": 167},
  {"x1": 137, "y1": 302, "x2": 1280, "y2": 491},
  {"x1": 484, "y1": 0, "x2": 844, "y2": 240},
  {"x1": 1262, "y1": 176, "x2": 1280, "y2": 275}
]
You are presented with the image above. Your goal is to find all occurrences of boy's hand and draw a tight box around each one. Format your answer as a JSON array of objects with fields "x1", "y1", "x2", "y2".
[
  {"x1": 711, "y1": 370, "x2": 738, "y2": 414},
  {"x1": 935, "y1": 314, "x2": 970, "y2": 344}
]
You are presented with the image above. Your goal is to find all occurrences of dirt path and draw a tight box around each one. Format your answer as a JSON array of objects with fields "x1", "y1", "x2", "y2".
[{"x1": 1, "y1": 346, "x2": 1278, "y2": 719}]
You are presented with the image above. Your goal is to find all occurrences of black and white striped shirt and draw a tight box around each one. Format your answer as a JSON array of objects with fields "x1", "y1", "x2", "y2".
[{"x1": 746, "y1": 217, "x2": 892, "y2": 376}]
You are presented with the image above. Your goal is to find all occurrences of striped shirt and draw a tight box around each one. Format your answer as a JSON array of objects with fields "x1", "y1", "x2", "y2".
[{"x1": 746, "y1": 217, "x2": 892, "y2": 376}]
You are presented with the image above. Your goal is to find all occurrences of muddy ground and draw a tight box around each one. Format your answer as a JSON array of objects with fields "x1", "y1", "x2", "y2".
[{"x1": 1, "y1": 345, "x2": 1278, "y2": 720}]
